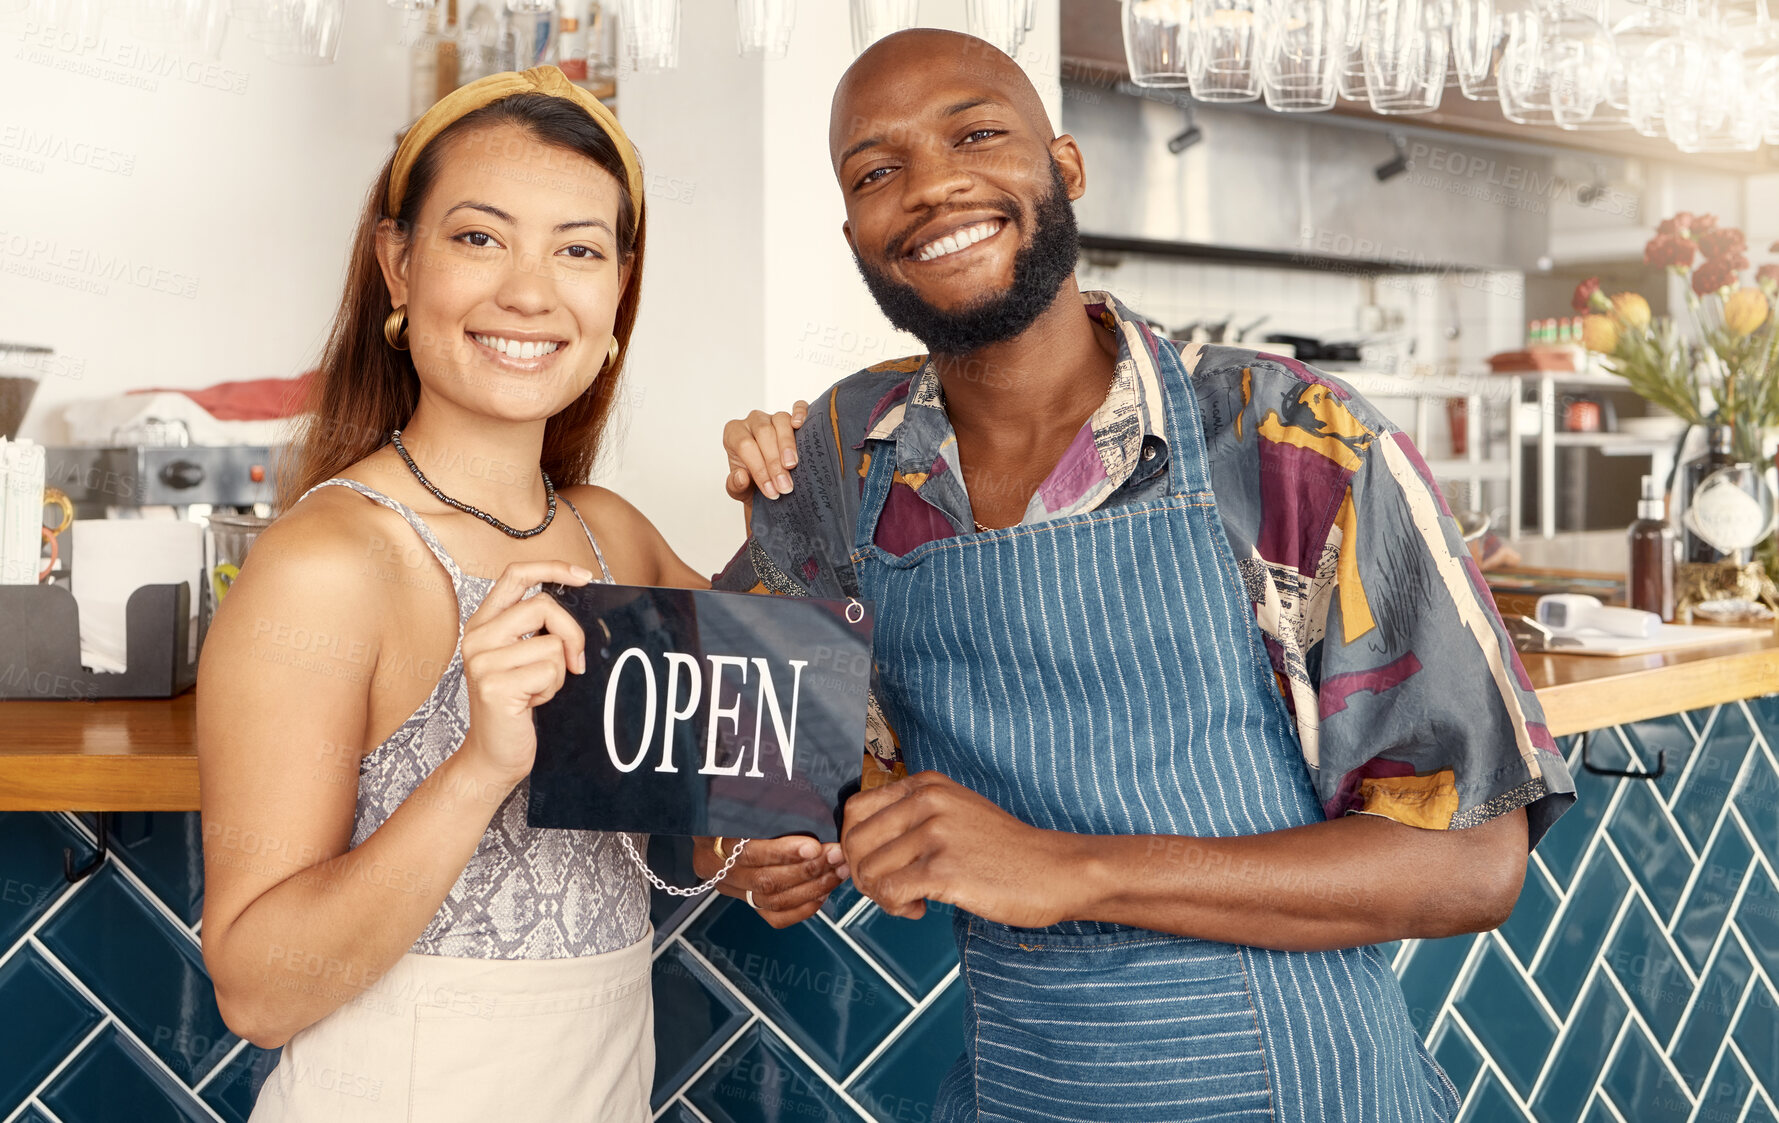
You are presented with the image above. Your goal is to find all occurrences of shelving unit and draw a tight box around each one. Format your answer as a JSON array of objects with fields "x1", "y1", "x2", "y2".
[
  {"x1": 1326, "y1": 364, "x2": 1676, "y2": 541},
  {"x1": 1335, "y1": 369, "x2": 1510, "y2": 504},
  {"x1": 1504, "y1": 368, "x2": 1681, "y2": 540}
]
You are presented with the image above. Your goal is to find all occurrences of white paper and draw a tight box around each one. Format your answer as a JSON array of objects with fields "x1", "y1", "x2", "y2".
[
  {"x1": 1552, "y1": 623, "x2": 1768, "y2": 658},
  {"x1": 0, "y1": 436, "x2": 9, "y2": 584},
  {"x1": 69, "y1": 518, "x2": 204, "y2": 673},
  {"x1": 1, "y1": 438, "x2": 46, "y2": 585}
]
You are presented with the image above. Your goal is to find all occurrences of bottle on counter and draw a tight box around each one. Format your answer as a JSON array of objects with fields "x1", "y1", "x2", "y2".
[
  {"x1": 1677, "y1": 423, "x2": 1775, "y2": 566},
  {"x1": 459, "y1": 2, "x2": 499, "y2": 85},
  {"x1": 1627, "y1": 474, "x2": 1675, "y2": 621},
  {"x1": 435, "y1": 0, "x2": 461, "y2": 104},
  {"x1": 409, "y1": 5, "x2": 439, "y2": 119},
  {"x1": 558, "y1": 0, "x2": 588, "y2": 81}
]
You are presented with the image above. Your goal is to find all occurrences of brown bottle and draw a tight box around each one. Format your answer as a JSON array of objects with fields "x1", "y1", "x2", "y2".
[{"x1": 1628, "y1": 474, "x2": 1674, "y2": 621}]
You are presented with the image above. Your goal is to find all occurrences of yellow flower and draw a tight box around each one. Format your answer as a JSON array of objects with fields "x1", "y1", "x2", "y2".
[
  {"x1": 1724, "y1": 287, "x2": 1769, "y2": 335},
  {"x1": 1610, "y1": 291, "x2": 1651, "y2": 329},
  {"x1": 1582, "y1": 314, "x2": 1619, "y2": 353}
]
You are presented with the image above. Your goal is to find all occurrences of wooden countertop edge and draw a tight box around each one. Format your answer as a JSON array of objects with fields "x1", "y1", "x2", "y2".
[
  {"x1": 5, "y1": 634, "x2": 1779, "y2": 810},
  {"x1": 0, "y1": 755, "x2": 201, "y2": 812},
  {"x1": 1536, "y1": 641, "x2": 1779, "y2": 738}
]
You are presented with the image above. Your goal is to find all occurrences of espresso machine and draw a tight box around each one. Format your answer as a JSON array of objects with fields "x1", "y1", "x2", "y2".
[
  {"x1": 44, "y1": 439, "x2": 281, "y2": 520},
  {"x1": 0, "y1": 437, "x2": 287, "y2": 699}
]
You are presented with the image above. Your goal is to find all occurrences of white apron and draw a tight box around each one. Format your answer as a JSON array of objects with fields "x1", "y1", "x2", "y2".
[{"x1": 247, "y1": 930, "x2": 654, "y2": 1122}]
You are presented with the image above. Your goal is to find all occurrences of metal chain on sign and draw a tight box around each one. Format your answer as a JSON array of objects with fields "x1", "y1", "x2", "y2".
[{"x1": 618, "y1": 833, "x2": 748, "y2": 897}]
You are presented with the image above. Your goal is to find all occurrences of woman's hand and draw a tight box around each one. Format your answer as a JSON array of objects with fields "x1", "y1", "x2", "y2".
[
  {"x1": 723, "y1": 401, "x2": 809, "y2": 502},
  {"x1": 458, "y1": 560, "x2": 593, "y2": 787},
  {"x1": 696, "y1": 835, "x2": 848, "y2": 928}
]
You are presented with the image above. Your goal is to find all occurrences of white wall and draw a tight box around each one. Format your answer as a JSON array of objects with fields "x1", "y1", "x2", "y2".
[
  {"x1": 0, "y1": 2, "x2": 412, "y2": 442},
  {"x1": 601, "y1": 10, "x2": 769, "y2": 575}
]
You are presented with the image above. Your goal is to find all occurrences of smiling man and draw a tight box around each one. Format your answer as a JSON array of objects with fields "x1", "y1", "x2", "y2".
[{"x1": 714, "y1": 29, "x2": 1575, "y2": 1123}]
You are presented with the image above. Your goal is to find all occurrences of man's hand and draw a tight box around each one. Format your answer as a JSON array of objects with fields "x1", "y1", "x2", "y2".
[
  {"x1": 722, "y1": 401, "x2": 809, "y2": 503},
  {"x1": 695, "y1": 835, "x2": 847, "y2": 929},
  {"x1": 840, "y1": 771, "x2": 1078, "y2": 928}
]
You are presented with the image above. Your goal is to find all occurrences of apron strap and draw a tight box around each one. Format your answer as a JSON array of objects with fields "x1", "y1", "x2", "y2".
[
  {"x1": 1150, "y1": 336, "x2": 1220, "y2": 498},
  {"x1": 852, "y1": 423, "x2": 901, "y2": 558}
]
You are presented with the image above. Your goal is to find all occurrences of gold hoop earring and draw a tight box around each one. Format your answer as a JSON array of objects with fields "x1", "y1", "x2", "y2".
[
  {"x1": 604, "y1": 337, "x2": 620, "y2": 371},
  {"x1": 383, "y1": 305, "x2": 410, "y2": 351}
]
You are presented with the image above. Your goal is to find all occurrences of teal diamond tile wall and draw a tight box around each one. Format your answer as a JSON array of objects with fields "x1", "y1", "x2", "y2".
[{"x1": 3, "y1": 701, "x2": 1776, "y2": 1122}]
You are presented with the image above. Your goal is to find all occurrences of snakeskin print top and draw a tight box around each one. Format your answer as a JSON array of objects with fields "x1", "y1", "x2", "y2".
[{"x1": 297, "y1": 478, "x2": 648, "y2": 959}]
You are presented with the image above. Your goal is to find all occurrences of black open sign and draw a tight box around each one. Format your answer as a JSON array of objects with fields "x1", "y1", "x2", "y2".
[{"x1": 527, "y1": 583, "x2": 874, "y2": 842}]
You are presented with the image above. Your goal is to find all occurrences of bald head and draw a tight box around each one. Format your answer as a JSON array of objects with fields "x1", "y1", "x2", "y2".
[
  {"x1": 826, "y1": 27, "x2": 1088, "y2": 351},
  {"x1": 829, "y1": 29, "x2": 1055, "y2": 176}
]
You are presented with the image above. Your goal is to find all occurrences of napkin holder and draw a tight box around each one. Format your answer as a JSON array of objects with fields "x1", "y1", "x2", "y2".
[{"x1": 0, "y1": 580, "x2": 200, "y2": 699}]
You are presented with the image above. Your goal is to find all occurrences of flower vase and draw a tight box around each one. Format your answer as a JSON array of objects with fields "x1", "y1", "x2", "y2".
[{"x1": 1672, "y1": 422, "x2": 1779, "y2": 623}]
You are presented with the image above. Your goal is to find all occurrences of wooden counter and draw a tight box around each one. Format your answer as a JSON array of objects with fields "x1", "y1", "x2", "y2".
[
  {"x1": 3, "y1": 632, "x2": 1779, "y2": 810},
  {"x1": 1, "y1": 693, "x2": 198, "y2": 811},
  {"x1": 1521, "y1": 628, "x2": 1779, "y2": 736}
]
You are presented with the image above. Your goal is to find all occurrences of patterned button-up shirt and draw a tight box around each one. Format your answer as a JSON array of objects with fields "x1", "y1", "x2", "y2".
[{"x1": 716, "y1": 291, "x2": 1576, "y2": 845}]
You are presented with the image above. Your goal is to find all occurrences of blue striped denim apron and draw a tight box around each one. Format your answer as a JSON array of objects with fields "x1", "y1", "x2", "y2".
[{"x1": 849, "y1": 341, "x2": 1463, "y2": 1123}]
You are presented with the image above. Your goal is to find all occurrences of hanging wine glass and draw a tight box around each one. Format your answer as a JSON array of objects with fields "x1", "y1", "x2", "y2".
[
  {"x1": 1450, "y1": 0, "x2": 1514, "y2": 100},
  {"x1": 1544, "y1": 5, "x2": 1617, "y2": 128},
  {"x1": 1336, "y1": 0, "x2": 1370, "y2": 100},
  {"x1": 620, "y1": 0, "x2": 681, "y2": 70},
  {"x1": 1189, "y1": 0, "x2": 1264, "y2": 101},
  {"x1": 260, "y1": 0, "x2": 345, "y2": 63},
  {"x1": 1728, "y1": 2, "x2": 1779, "y2": 140},
  {"x1": 736, "y1": 0, "x2": 796, "y2": 57},
  {"x1": 1612, "y1": 8, "x2": 1681, "y2": 136},
  {"x1": 1756, "y1": 54, "x2": 1779, "y2": 143},
  {"x1": 1364, "y1": 0, "x2": 1446, "y2": 113},
  {"x1": 849, "y1": 0, "x2": 918, "y2": 55},
  {"x1": 1123, "y1": 0, "x2": 1194, "y2": 87},
  {"x1": 1497, "y1": 3, "x2": 1557, "y2": 124},
  {"x1": 1663, "y1": 27, "x2": 1762, "y2": 151},
  {"x1": 131, "y1": 0, "x2": 231, "y2": 58},
  {"x1": 966, "y1": 0, "x2": 1026, "y2": 54},
  {"x1": 1626, "y1": 30, "x2": 1683, "y2": 136},
  {"x1": 1262, "y1": 0, "x2": 1344, "y2": 110}
]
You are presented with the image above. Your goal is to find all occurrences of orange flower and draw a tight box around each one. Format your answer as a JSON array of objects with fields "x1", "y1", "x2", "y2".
[
  {"x1": 1582, "y1": 314, "x2": 1619, "y2": 353},
  {"x1": 1724, "y1": 287, "x2": 1770, "y2": 335},
  {"x1": 1610, "y1": 292, "x2": 1651, "y2": 329}
]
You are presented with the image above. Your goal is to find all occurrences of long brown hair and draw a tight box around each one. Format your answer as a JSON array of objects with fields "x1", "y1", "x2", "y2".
[{"x1": 277, "y1": 93, "x2": 647, "y2": 513}]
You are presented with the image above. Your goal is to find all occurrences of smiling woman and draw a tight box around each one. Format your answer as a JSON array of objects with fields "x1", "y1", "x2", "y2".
[
  {"x1": 277, "y1": 78, "x2": 644, "y2": 504},
  {"x1": 193, "y1": 66, "x2": 842, "y2": 1123}
]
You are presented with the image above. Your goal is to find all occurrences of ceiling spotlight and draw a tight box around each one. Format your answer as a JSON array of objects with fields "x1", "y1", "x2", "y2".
[
  {"x1": 1576, "y1": 165, "x2": 1608, "y2": 206},
  {"x1": 1374, "y1": 132, "x2": 1409, "y2": 182},
  {"x1": 1167, "y1": 104, "x2": 1203, "y2": 154}
]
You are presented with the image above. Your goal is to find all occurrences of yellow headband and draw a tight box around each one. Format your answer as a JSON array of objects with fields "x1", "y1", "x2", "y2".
[{"x1": 386, "y1": 65, "x2": 644, "y2": 223}]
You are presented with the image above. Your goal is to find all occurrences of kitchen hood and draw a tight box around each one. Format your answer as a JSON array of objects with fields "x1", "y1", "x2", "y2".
[{"x1": 1063, "y1": 84, "x2": 1556, "y2": 273}]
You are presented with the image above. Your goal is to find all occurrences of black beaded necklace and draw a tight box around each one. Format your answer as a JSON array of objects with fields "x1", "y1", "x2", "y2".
[{"x1": 390, "y1": 428, "x2": 556, "y2": 539}]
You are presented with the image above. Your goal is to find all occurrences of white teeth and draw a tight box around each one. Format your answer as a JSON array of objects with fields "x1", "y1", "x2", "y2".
[
  {"x1": 915, "y1": 220, "x2": 1002, "y2": 262},
  {"x1": 471, "y1": 333, "x2": 561, "y2": 359}
]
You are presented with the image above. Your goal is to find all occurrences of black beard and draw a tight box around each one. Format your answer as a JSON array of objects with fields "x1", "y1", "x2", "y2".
[{"x1": 851, "y1": 161, "x2": 1079, "y2": 357}]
